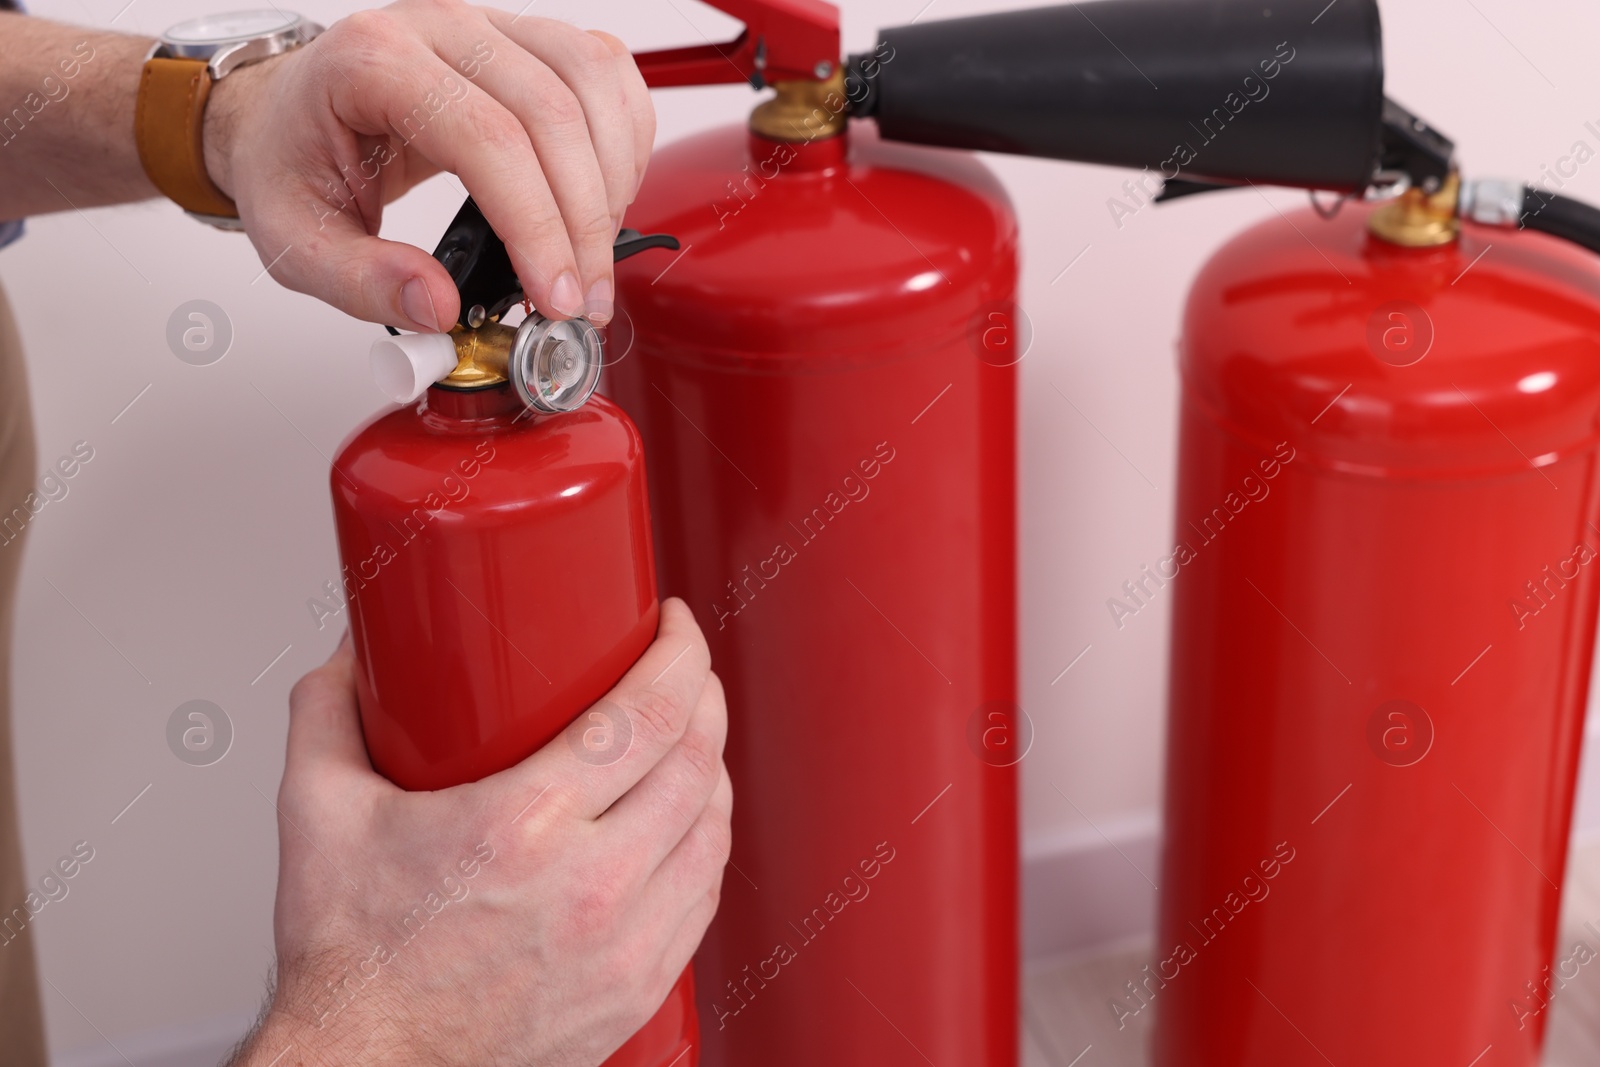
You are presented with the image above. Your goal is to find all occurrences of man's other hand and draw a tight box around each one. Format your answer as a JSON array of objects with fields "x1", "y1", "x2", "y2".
[{"x1": 232, "y1": 598, "x2": 729, "y2": 1067}]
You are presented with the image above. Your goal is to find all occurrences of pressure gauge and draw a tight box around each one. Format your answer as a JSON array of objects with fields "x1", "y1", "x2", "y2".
[{"x1": 511, "y1": 315, "x2": 603, "y2": 414}]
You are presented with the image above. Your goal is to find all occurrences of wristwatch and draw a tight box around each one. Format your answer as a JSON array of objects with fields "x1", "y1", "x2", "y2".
[{"x1": 134, "y1": 10, "x2": 323, "y2": 230}]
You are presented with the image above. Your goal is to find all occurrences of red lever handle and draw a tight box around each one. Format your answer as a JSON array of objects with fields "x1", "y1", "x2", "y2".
[{"x1": 632, "y1": 0, "x2": 840, "y2": 88}]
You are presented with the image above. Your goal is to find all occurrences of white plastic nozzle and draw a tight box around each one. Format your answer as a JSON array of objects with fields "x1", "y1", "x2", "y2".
[{"x1": 369, "y1": 332, "x2": 460, "y2": 404}]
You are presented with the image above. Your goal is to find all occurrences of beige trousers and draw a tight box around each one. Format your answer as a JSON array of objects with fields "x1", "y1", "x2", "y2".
[{"x1": 0, "y1": 279, "x2": 47, "y2": 1065}]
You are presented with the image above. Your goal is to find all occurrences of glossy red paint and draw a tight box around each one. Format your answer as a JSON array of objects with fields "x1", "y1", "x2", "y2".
[
  {"x1": 607, "y1": 122, "x2": 1018, "y2": 1065},
  {"x1": 631, "y1": 0, "x2": 837, "y2": 87},
  {"x1": 1156, "y1": 205, "x2": 1600, "y2": 1065},
  {"x1": 330, "y1": 384, "x2": 698, "y2": 1066}
]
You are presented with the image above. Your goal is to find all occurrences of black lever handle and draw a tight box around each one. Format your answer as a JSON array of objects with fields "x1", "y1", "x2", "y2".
[
  {"x1": 612, "y1": 229, "x2": 682, "y2": 260},
  {"x1": 431, "y1": 198, "x2": 679, "y2": 329}
]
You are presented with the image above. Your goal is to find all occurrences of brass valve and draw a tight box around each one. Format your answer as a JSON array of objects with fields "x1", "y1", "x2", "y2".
[
  {"x1": 750, "y1": 67, "x2": 848, "y2": 142},
  {"x1": 444, "y1": 322, "x2": 515, "y2": 388},
  {"x1": 1368, "y1": 173, "x2": 1461, "y2": 248}
]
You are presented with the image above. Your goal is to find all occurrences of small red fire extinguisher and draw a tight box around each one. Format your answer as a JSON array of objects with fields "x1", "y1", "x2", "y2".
[
  {"x1": 328, "y1": 201, "x2": 696, "y2": 1066},
  {"x1": 1149, "y1": 28, "x2": 1600, "y2": 1067}
]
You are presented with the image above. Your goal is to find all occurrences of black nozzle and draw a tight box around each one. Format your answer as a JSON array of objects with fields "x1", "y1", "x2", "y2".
[{"x1": 847, "y1": 0, "x2": 1388, "y2": 193}]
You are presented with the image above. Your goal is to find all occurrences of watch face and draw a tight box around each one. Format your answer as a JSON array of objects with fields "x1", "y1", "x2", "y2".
[{"x1": 165, "y1": 10, "x2": 299, "y2": 45}]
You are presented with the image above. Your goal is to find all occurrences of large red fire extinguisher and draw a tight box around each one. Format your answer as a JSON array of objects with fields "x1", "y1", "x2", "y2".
[
  {"x1": 614, "y1": 5, "x2": 1017, "y2": 1063},
  {"x1": 607, "y1": 111, "x2": 1021, "y2": 1067},
  {"x1": 328, "y1": 206, "x2": 697, "y2": 1067},
  {"x1": 609, "y1": 0, "x2": 1400, "y2": 1061},
  {"x1": 1147, "y1": 24, "x2": 1600, "y2": 1067}
]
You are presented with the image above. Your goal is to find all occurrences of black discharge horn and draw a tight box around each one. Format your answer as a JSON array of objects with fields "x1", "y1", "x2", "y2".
[{"x1": 845, "y1": 0, "x2": 1445, "y2": 194}]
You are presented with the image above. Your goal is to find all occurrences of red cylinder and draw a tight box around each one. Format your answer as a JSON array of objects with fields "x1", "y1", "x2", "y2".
[
  {"x1": 329, "y1": 383, "x2": 698, "y2": 1066},
  {"x1": 607, "y1": 122, "x2": 1018, "y2": 1064},
  {"x1": 1155, "y1": 204, "x2": 1600, "y2": 1064}
]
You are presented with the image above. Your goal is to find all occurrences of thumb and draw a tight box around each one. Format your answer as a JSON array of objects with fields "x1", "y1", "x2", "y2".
[
  {"x1": 244, "y1": 186, "x2": 462, "y2": 333},
  {"x1": 214, "y1": 40, "x2": 460, "y2": 331},
  {"x1": 284, "y1": 633, "x2": 375, "y2": 782}
]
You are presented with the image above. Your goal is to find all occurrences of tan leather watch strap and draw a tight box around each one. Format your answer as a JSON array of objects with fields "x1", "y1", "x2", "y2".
[{"x1": 135, "y1": 57, "x2": 239, "y2": 220}]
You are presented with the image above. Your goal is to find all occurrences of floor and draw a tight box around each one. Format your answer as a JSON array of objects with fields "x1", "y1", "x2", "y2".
[{"x1": 1021, "y1": 841, "x2": 1600, "y2": 1067}]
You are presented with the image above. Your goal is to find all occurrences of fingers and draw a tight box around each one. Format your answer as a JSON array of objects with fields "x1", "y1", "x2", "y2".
[
  {"x1": 384, "y1": 9, "x2": 620, "y2": 323},
  {"x1": 257, "y1": 218, "x2": 463, "y2": 333},
  {"x1": 320, "y1": 38, "x2": 586, "y2": 323},
  {"x1": 645, "y1": 777, "x2": 731, "y2": 982},
  {"x1": 283, "y1": 634, "x2": 376, "y2": 785},
  {"x1": 489, "y1": 15, "x2": 648, "y2": 322},
  {"x1": 646, "y1": 762, "x2": 733, "y2": 904},
  {"x1": 587, "y1": 30, "x2": 656, "y2": 200},
  {"x1": 328, "y1": 6, "x2": 636, "y2": 324},
  {"x1": 234, "y1": 54, "x2": 466, "y2": 329},
  {"x1": 236, "y1": 1, "x2": 656, "y2": 330},
  {"x1": 460, "y1": 28, "x2": 614, "y2": 322},
  {"x1": 227, "y1": 49, "x2": 465, "y2": 332},
  {"x1": 611, "y1": 767, "x2": 729, "y2": 1009},
  {"x1": 509, "y1": 599, "x2": 712, "y2": 820},
  {"x1": 664, "y1": 885, "x2": 723, "y2": 979},
  {"x1": 599, "y1": 670, "x2": 728, "y2": 874}
]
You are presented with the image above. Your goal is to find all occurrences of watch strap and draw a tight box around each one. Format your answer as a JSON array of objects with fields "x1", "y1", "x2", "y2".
[{"x1": 135, "y1": 57, "x2": 239, "y2": 220}]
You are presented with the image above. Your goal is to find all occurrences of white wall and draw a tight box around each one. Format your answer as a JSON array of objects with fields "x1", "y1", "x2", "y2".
[{"x1": 9, "y1": 0, "x2": 1600, "y2": 1060}]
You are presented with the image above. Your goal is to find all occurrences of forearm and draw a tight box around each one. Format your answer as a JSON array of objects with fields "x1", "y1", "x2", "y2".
[
  {"x1": 227, "y1": 1009, "x2": 415, "y2": 1067},
  {"x1": 0, "y1": 13, "x2": 156, "y2": 217}
]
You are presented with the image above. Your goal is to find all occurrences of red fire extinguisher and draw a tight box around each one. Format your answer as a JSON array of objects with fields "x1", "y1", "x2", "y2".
[
  {"x1": 608, "y1": 122, "x2": 1022, "y2": 1066},
  {"x1": 329, "y1": 204, "x2": 697, "y2": 1066},
  {"x1": 613, "y1": 4, "x2": 1017, "y2": 1063},
  {"x1": 1146, "y1": 23, "x2": 1600, "y2": 1067},
  {"x1": 610, "y1": 0, "x2": 1403, "y2": 1061}
]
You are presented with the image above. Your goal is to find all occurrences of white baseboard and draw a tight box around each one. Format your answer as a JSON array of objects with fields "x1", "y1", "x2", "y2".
[{"x1": 1022, "y1": 809, "x2": 1160, "y2": 962}]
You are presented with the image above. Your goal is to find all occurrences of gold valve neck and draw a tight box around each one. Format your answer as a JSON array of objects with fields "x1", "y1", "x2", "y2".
[
  {"x1": 1368, "y1": 173, "x2": 1462, "y2": 248},
  {"x1": 750, "y1": 67, "x2": 848, "y2": 143},
  {"x1": 439, "y1": 322, "x2": 513, "y2": 389}
]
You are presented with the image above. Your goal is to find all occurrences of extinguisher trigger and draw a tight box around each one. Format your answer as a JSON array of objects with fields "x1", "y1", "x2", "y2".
[{"x1": 613, "y1": 229, "x2": 682, "y2": 262}]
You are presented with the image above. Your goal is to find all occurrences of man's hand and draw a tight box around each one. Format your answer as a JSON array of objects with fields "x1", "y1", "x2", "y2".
[
  {"x1": 230, "y1": 599, "x2": 730, "y2": 1067},
  {"x1": 207, "y1": 0, "x2": 653, "y2": 329},
  {"x1": 0, "y1": 3, "x2": 653, "y2": 331}
]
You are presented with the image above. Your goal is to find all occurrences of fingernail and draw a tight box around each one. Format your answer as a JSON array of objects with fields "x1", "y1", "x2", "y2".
[
  {"x1": 585, "y1": 277, "x2": 614, "y2": 325},
  {"x1": 550, "y1": 272, "x2": 583, "y2": 318},
  {"x1": 400, "y1": 277, "x2": 439, "y2": 332}
]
